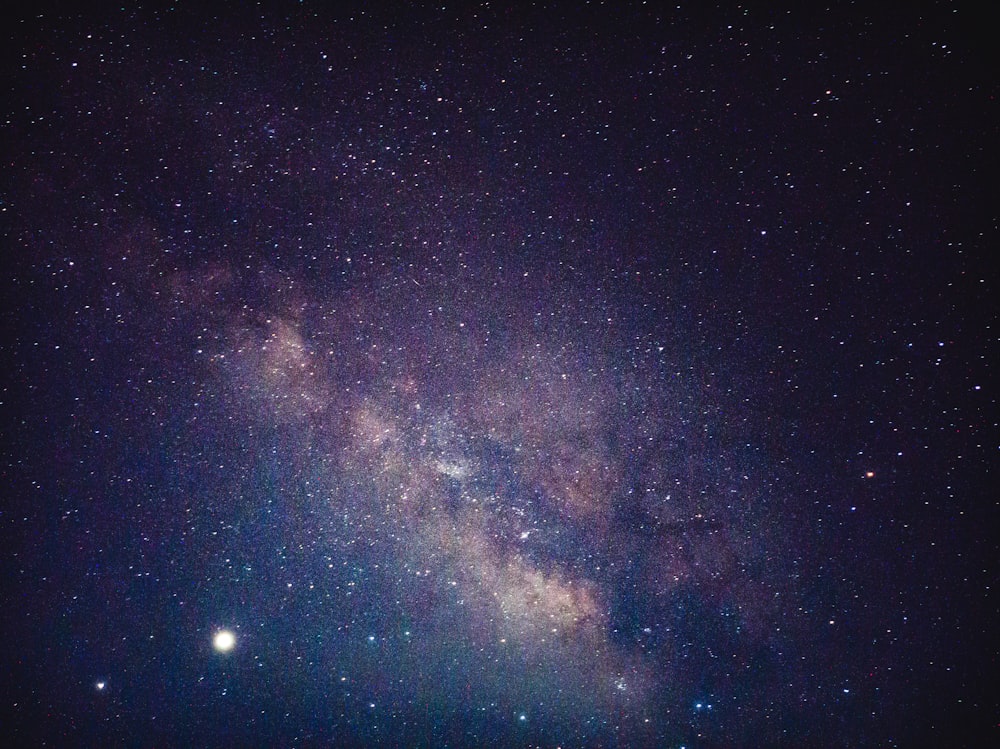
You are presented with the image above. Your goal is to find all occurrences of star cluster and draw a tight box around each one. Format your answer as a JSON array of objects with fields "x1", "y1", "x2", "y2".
[{"x1": 2, "y1": 3, "x2": 996, "y2": 747}]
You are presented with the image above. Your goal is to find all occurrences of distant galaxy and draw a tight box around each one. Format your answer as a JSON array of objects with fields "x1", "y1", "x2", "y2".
[{"x1": 2, "y1": 3, "x2": 995, "y2": 747}]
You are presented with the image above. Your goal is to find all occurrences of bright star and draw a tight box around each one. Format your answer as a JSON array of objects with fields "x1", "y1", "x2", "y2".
[{"x1": 213, "y1": 629, "x2": 236, "y2": 652}]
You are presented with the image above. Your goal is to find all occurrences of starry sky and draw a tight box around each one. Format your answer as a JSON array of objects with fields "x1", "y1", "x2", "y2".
[{"x1": 2, "y1": 3, "x2": 996, "y2": 747}]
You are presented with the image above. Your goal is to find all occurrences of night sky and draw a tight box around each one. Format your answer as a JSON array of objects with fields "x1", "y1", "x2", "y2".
[{"x1": 2, "y1": 3, "x2": 997, "y2": 747}]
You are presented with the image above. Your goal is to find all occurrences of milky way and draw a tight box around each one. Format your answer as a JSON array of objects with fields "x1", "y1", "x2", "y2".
[
  {"x1": 3, "y1": 4, "x2": 995, "y2": 747},
  {"x1": 171, "y1": 256, "x2": 780, "y2": 743}
]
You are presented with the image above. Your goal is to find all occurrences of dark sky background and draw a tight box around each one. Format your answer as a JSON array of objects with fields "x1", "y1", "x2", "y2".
[{"x1": 2, "y1": 2, "x2": 996, "y2": 747}]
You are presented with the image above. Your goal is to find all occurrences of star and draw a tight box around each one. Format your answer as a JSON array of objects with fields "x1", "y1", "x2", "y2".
[{"x1": 213, "y1": 629, "x2": 236, "y2": 653}]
